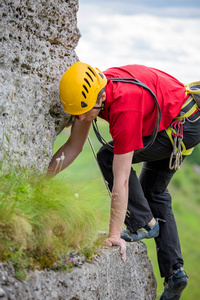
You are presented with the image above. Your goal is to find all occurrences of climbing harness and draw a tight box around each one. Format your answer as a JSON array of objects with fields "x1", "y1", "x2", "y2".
[
  {"x1": 93, "y1": 77, "x2": 161, "y2": 154},
  {"x1": 167, "y1": 81, "x2": 200, "y2": 170}
]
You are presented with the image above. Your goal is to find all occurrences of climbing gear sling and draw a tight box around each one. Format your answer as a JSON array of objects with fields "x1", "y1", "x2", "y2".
[
  {"x1": 166, "y1": 81, "x2": 200, "y2": 170},
  {"x1": 92, "y1": 77, "x2": 161, "y2": 154},
  {"x1": 87, "y1": 135, "x2": 112, "y2": 198}
]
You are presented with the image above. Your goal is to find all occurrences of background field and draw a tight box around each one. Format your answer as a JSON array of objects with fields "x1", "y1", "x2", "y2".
[{"x1": 54, "y1": 120, "x2": 200, "y2": 300}]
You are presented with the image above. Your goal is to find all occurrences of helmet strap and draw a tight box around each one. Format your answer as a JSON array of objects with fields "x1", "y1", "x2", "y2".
[{"x1": 93, "y1": 102, "x2": 105, "y2": 111}]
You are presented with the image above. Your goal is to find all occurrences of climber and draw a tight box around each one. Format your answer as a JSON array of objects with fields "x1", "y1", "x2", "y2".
[{"x1": 47, "y1": 61, "x2": 200, "y2": 300}]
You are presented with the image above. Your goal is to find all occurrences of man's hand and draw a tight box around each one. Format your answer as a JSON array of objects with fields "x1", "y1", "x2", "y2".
[{"x1": 105, "y1": 234, "x2": 127, "y2": 262}]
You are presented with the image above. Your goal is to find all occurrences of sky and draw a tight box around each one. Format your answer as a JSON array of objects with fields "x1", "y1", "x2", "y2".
[{"x1": 76, "y1": 0, "x2": 200, "y2": 83}]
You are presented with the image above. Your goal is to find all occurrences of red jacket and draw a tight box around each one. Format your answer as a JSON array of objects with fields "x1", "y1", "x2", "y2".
[{"x1": 99, "y1": 64, "x2": 187, "y2": 154}]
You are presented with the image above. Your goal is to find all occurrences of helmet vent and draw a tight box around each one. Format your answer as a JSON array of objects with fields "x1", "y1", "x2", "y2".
[
  {"x1": 81, "y1": 101, "x2": 88, "y2": 108},
  {"x1": 86, "y1": 72, "x2": 94, "y2": 82},
  {"x1": 83, "y1": 85, "x2": 89, "y2": 93},
  {"x1": 82, "y1": 91, "x2": 86, "y2": 99},
  {"x1": 87, "y1": 67, "x2": 96, "y2": 77},
  {"x1": 84, "y1": 78, "x2": 91, "y2": 87}
]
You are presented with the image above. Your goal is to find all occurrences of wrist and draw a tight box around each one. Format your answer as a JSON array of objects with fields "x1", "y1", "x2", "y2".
[{"x1": 108, "y1": 232, "x2": 121, "y2": 238}]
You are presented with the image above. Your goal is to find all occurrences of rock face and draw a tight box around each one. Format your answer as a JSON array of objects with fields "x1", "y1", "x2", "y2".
[
  {"x1": 0, "y1": 242, "x2": 157, "y2": 300},
  {"x1": 0, "y1": 0, "x2": 80, "y2": 172}
]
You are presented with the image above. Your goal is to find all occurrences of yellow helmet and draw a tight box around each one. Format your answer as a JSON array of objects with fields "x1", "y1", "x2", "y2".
[{"x1": 59, "y1": 62, "x2": 107, "y2": 115}]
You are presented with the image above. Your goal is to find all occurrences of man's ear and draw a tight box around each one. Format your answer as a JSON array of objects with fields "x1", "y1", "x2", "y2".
[{"x1": 101, "y1": 91, "x2": 106, "y2": 102}]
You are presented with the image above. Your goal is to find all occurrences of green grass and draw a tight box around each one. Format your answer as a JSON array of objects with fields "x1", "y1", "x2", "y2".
[
  {"x1": 0, "y1": 120, "x2": 112, "y2": 277},
  {"x1": 0, "y1": 165, "x2": 107, "y2": 276}
]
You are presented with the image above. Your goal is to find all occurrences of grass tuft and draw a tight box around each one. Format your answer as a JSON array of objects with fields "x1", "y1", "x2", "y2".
[{"x1": 0, "y1": 166, "x2": 102, "y2": 274}]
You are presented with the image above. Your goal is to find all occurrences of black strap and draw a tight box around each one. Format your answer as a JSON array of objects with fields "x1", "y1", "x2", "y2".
[{"x1": 92, "y1": 77, "x2": 161, "y2": 154}]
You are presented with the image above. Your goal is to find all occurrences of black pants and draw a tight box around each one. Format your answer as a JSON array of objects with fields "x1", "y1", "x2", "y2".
[{"x1": 97, "y1": 110, "x2": 200, "y2": 277}]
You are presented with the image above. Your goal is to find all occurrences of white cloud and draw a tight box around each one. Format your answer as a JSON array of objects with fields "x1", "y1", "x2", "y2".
[{"x1": 76, "y1": 3, "x2": 200, "y2": 83}]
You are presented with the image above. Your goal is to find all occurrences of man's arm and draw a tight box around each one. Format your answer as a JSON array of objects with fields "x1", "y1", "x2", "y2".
[
  {"x1": 106, "y1": 151, "x2": 134, "y2": 262},
  {"x1": 47, "y1": 118, "x2": 92, "y2": 176}
]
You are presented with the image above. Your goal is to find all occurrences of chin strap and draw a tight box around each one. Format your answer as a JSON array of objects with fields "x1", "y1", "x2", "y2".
[{"x1": 93, "y1": 102, "x2": 105, "y2": 110}]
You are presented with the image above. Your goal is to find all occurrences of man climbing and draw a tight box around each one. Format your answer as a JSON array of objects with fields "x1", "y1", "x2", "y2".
[{"x1": 48, "y1": 61, "x2": 200, "y2": 300}]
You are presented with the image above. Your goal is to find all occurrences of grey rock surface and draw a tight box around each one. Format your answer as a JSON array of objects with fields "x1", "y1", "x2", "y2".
[
  {"x1": 0, "y1": 0, "x2": 80, "y2": 172},
  {"x1": 0, "y1": 242, "x2": 157, "y2": 300}
]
